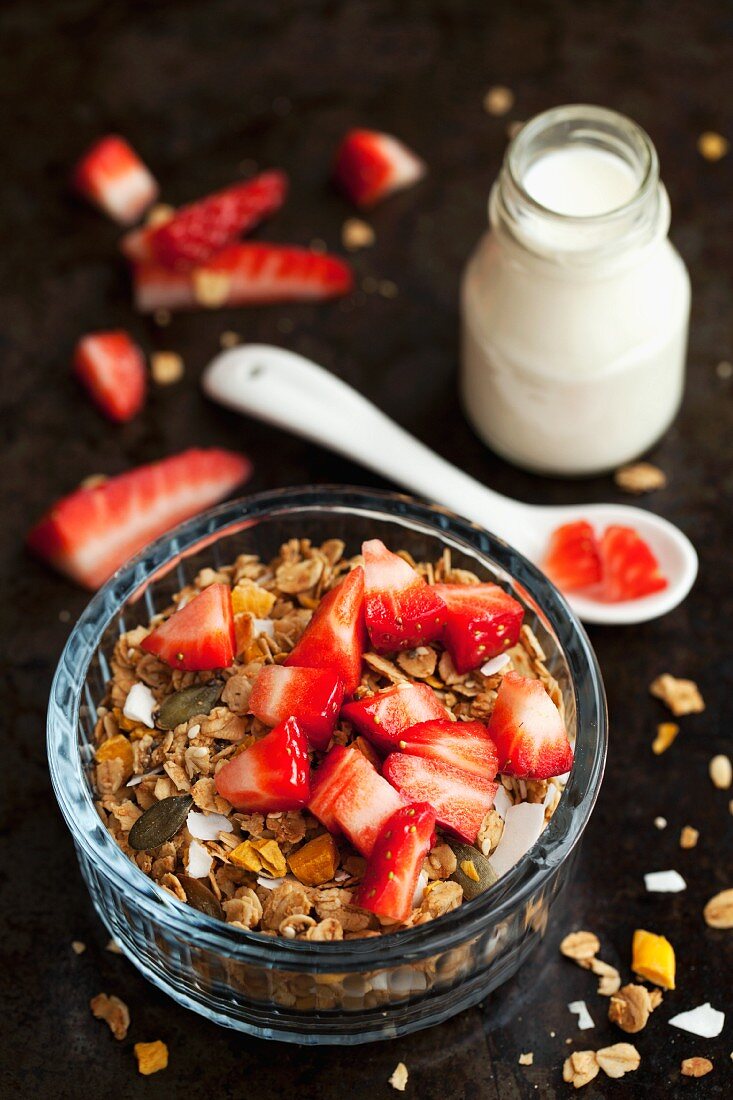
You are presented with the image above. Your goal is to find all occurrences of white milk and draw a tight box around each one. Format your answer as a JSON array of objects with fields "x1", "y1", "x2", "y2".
[{"x1": 460, "y1": 105, "x2": 690, "y2": 476}]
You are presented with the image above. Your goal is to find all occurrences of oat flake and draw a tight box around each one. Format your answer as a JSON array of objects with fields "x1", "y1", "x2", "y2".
[{"x1": 389, "y1": 1062, "x2": 409, "y2": 1091}]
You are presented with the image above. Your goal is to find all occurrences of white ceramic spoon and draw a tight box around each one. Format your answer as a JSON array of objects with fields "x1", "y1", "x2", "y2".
[{"x1": 202, "y1": 344, "x2": 697, "y2": 625}]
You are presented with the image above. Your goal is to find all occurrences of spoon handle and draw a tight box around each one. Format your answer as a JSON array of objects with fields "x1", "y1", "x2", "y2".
[{"x1": 203, "y1": 345, "x2": 537, "y2": 549}]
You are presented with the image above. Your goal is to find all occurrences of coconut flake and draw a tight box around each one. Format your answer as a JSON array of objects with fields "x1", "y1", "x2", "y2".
[
  {"x1": 412, "y1": 870, "x2": 429, "y2": 907},
  {"x1": 644, "y1": 869, "x2": 686, "y2": 893},
  {"x1": 492, "y1": 785, "x2": 514, "y2": 821},
  {"x1": 480, "y1": 653, "x2": 511, "y2": 677},
  {"x1": 186, "y1": 839, "x2": 213, "y2": 879},
  {"x1": 123, "y1": 682, "x2": 156, "y2": 728},
  {"x1": 568, "y1": 1000, "x2": 595, "y2": 1030},
  {"x1": 489, "y1": 802, "x2": 545, "y2": 877},
  {"x1": 254, "y1": 618, "x2": 275, "y2": 638},
  {"x1": 186, "y1": 810, "x2": 233, "y2": 840},
  {"x1": 127, "y1": 767, "x2": 163, "y2": 787},
  {"x1": 256, "y1": 875, "x2": 286, "y2": 890},
  {"x1": 668, "y1": 1003, "x2": 725, "y2": 1038}
]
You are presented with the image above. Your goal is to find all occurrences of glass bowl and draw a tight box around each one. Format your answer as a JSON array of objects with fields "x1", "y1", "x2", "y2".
[{"x1": 47, "y1": 486, "x2": 606, "y2": 1044}]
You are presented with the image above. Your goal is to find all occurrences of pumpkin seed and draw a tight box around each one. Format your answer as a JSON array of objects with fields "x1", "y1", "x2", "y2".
[
  {"x1": 157, "y1": 682, "x2": 223, "y2": 730},
  {"x1": 129, "y1": 794, "x2": 193, "y2": 850},
  {"x1": 448, "y1": 841, "x2": 497, "y2": 900},
  {"x1": 179, "y1": 875, "x2": 225, "y2": 920}
]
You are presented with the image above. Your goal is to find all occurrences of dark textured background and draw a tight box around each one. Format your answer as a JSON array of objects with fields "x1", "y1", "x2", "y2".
[{"x1": 1, "y1": 1, "x2": 731, "y2": 1097}]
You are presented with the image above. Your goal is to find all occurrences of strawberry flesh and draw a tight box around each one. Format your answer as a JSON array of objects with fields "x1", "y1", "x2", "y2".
[
  {"x1": 285, "y1": 567, "x2": 366, "y2": 696},
  {"x1": 309, "y1": 745, "x2": 405, "y2": 856},
  {"x1": 543, "y1": 521, "x2": 603, "y2": 593},
  {"x1": 362, "y1": 538, "x2": 446, "y2": 651},
  {"x1": 341, "y1": 681, "x2": 448, "y2": 754},
  {"x1": 487, "y1": 670, "x2": 573, "y2": 779},
  {"x1": 248, "y1": 664, "x2": 344, "y2": 751},
  {"x1": 383, "y1": 753, "x2": 498, "y2": 843},
  {"x1": 355, "y1": 802, "x2": 436, "y2": 922},
  {"x1": 73, "y1": 135, "x2": 158, "y2": 225},
  {"x1": 599, "y1": 525, "x2": 668, "y2": 601},
  {"x1": 74, "y1": 330, "x2": 146, "y2": 423},
  {"x1": 433, "y1": 583, "x2": 524, "y2": 673},
  {"x1": 141, "y1": 583, "x2": 235, "y2": 671},
  {"x1": 333, "y1": 129, "x2": 426, "y2": 208},
  {"x1": 395, "y1": 719, "x2": 499, "y2": 779},
  {"x1": 215, "y1": 716, "x2": 310, "y2": 812}
]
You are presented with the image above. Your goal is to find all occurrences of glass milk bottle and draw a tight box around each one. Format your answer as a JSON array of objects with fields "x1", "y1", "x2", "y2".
[{"x1": 461, "y1": 104, "x2": 690, "y2": 477}]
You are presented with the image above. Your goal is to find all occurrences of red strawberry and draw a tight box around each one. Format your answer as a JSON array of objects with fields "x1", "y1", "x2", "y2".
[
  {"x1": 433, "y1": 583, "x2": 524, "y2": 673},
  {"x1": 487, "y1": 671, "x2": 573, "y2": 779},
  {"x1": 362, "y1": 539, "x2": 446, "y2": 651},
  {"x1": 133, "y1": 243, "x2": 353, "y2": 313},
  {"x1": 309, "y1": 745, "x2": 405, "y2": 856},
  {"x1": 248, "y1": 665, "x2": 344, "y2": 751},
  {"x1": 215, "y1": 716, "x2": 310, "y2": 812},
  {"x1": 355, "y1": 803, "x2": 436, "y2": 922},
  {"x1": 121, "y1": 170, "x2": 288, "y2": 269},
  {"x1": 73, "y1": 331, "x2": 146, "y2": 423},
  {"x1": 341, "y1": 682, "x2": 448, "y2": 754},
  {"x1": 383, "y1": 753, "x2": 498, "y2": 843},
  {"x1": 395, "y1": 719, "x2": 499, "y2": 780},
  {"x1": 599, "y1": 525, "x2": 668, "y2": 601},
  {"x1": 141, "y1": 583, "x2": 235, "y2": 670},
  {"x1": 27, "y1": 448, "x2": 251, "y2": 589},
  {"x1": 72, "y1": 135, "x2": 158, "y2": 225},
  {"x1": 543, "y1": 521, "x2": 603, "y2": 593},
  {"x1": 333, "y1": 129, "x2": 426, "y2": 208},
  {"x1": 285, "y1": 567, "x2": 366, "y2": 696}
]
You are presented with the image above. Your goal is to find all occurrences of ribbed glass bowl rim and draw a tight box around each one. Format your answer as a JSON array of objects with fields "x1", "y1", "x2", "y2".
[{"x1": 48, "y1": 485, "x2": 607, "y2": 971}]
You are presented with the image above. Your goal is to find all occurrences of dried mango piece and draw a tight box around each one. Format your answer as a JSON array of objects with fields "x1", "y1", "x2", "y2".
[
  {"x1": 232, "y1": 580, "x2": 276, "y2": 618},
  {"x1": 229, "y1": 840, "x2": 265, "y2": 873},
  {"x1": 632, "y1": 929, "x2": 675, "y2": 990},
  {"x1": 252, "y1": 838, "x2": 287, "y2": 878},
  {"x1": 95, "y1": 735, "x2": 133, "y2": 779},
  {"x1": 134, "y1": 1040, "x2": 168, "y2": 1075},
  {"x1": 288, "y1": 834, "x2": 339, "y2": 886},
  {"x1": 113, "y1": 706, "x2": 140, "y2": 733},
  {"x1": 460, "y1": 859, "x2": 480, "y2": 883},
  {"x1": 652, "y1": 722, "x2": 679, "y2": 755}
]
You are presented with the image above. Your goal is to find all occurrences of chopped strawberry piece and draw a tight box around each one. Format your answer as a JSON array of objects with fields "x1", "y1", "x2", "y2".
[
  {"x1": 215, "y1": 716, "x2": 310, "y2": 812},
  {"x1": 599, "y1": 525, "x2": 668, "y2": 601},
  {"x1": 362, "y1": 539, "x2": 446, "y2": 651},
  {"x1": 248, "y1": 665, "x2": 344, "y2": 751},
  {"x1": 121, "y1": 170, "x2": 288, "y2": 269},
  {"x1": 27, "y1": 448, "x2": 251, "y2": 589},
  {"x1": 285, "y1": 567, "x2": 366, "y2": 696},
  {"x1": 309, "y1": 745, "x2": 405, "y2": 856},
  {"x1": 141, "y1": 583, "x2": 235, "y2": 671},
  {"x1": 395, "y1": 719, "x2": 499, "y2": 780},
  {"x1": 341, "y1": 682, "x2": 448, "y2": 754},
  {"x1": 133, "y1": 243, "x2": 353, "y2": 313},
  {"x1": 333, "y1": 129, "x2": 426, "y2": 208},
  {"x1": 433, "y1": 583, "x2": 524, "y2": 672},
  {"x1": 73, "y1": 331, "x2": 146, "y2": 423},
  {"x1": 383, "y1": 754, "x2": 498, "y2": 843},
  {"x1": 356, "y1": 803, "x2": 436, "y2": 922},
  {"x1": 543, "y1": 521, "x2": 603, "y2": 593},
  {"x1": 72, "y1": 135, "x2": 158, "y2": 225},
  {"x1": 487, "y1": 671, "x2": 573, "y2": 779}
]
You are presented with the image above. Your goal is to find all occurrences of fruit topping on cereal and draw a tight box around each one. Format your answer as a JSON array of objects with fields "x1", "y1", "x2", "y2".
[
  {"x1": 215, "y1": 716, "x2": 310, "y2": 812},
  {"x1": 73, "y1": 331, "x2": 147, "y2": 423},
  {"x1": 362, "y1": 539, "x2": 447, "y2": 650},
  {"x1": 542, "y1": 520, "x2": 602, "y2": 593},
  {"x1": 309, "y1": 745, "x2": 406, "y2": 855},
  {"x1": 394, "y1": 719, "x2": 500, "y2": 779},
  {"x1": 72, "y1": 135, "x2": 158, "y2": 225},
  {"x1": 487, "y1": 671, "x2": 573, "y2": 779},
  {"x1": 432, "y1": 583, "x2": 524, "y2": 672},
  {"x1": 133, "y1": 242, "x2": 353, "y2": 312},
  {"x1": 383, "y1": 753, "x2": 499, "y2": 843},
  {"x1": 333, "y1": 129, "x2": 426, "y2": 208},
  {"x1": 599, "y1": 525, "x2": 668, "y2": 601},
  {"x1": 121, "y1": 169, "x2": 288, "y2": 269},
  {"x1": 341, "y1": 681, "x2": 448, "y2": 752},
  {"x1": 27, "y1": 448, "x2": 251, "y2": 588},
  {"x1": 356, "y1": 803, "x2": 436, "y2": 922},
  {"x1": 249, "y1": 665, "x2": 344, "y2": 751},
  {"x1": 141, "y1": 583, "x2": 235, "y2": 671},
  {"x1": 285, "y1": 566, "x2": 366, "y2": 695}
]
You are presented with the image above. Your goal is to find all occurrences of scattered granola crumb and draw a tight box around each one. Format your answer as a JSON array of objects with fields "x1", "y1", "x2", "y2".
[
  {"x1": 145, "y1": 203, "x2": 175, "y2": 228},
  {"x1": 59, "y1": 608, "x2": 71, "y2": 622},
  {"x1": 506, "y1": 119, "x2": 524, "y2": 140},
  {"x1": 589, "y1": 958, "x2": 621, "y2": 996},
  {"x1": 560, "y1": 930, "x2": 600, "y2": 962},
  {"x1": 717, "y1": 360, "x2": 733, "y2": 380},
  {"x1": 703, "y1": 888, "x2": 733, "y2": 929},
  {"x1": 609, "y1": 984, "x2": 660, "y2": 1033},
  {"x1": 697, "y1": 131, "x2": 729, "y2": 161},
  {"x1": 219, "y1": 330, "x2": 240, "y2": 349},
  {"x1": 389, "y1": 1062, "x2": 408, "y2": 1091},
  {"x1": 379, "y1": 279, "x2": 399, "y2": 299},
  {"x1": 518, "y1": 1052, "x2": 534, "y2": 1065},
  {"x1": 90, "y1": 993, "x2": 130, "y2": 1040},
  {"x1": 563, "y1": 1050, "x2": 599, "y2": 1088},
  {"x1": 79, "y1": 473, "x2": 108, "y2": 491},
  {"x1": 134, "y1": 1040, "x2": 169, "y2": 1076},
  {"x1": 681, "y1": 1056, "x2": 713, "y2": 1077},
  {"x1": 153, "y1": 308, "x2": 171, "y2": 326},
  {"x1": 71, "y1": 940, "x2": 86, "y2": 955},
  {"x1": 709, "y1": 754, "x2": 732, "y2": 790},
  {"x1": 193, "y1": 269, "x2": 231, "y2": 308},
  {"x1": 680, "y1": 825, "x2": 699, "y2": 850},
  {"x1": 151, "y1": 351, "x2": 184, "y2": 386},
  {"x1": 652, "y1": 722, "x2": 679, "y2": 755},
  {"x1": 483, "y1": 85, "x2": 515, "y2": 116},
  {"x1": 614, "y1": 462, "x2": 667, "y2": 494},
  {"x1": 596, "y1": 1043, "x2": 641, "y2": 1079},
  {"x1": 650, "y1": 674, "x2": 704, "y2": 716},
  {"x1": 342, "y1": 218, "x2": 375, "y2": 251},
  {"x1": 654, "y1": 816, "x2": 667, "y2": 830},
  {"x1": 105, "y1": 937, "x2": 123, "y2": 954}
]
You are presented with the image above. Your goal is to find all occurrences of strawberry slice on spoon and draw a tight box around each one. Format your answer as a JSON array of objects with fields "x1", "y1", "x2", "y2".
[
  {"x1": 356, "y1": 802, "x2": 436, "y2": 923},
  {"x1": 141, "y1": 583, "x2": 235, "y2": 671},
  {"x1": 362, "y1": 538, "x2": 447, "y2": 650},
  {"x1": 215, "y1": 716, "x2": 310, "y2": 812}
]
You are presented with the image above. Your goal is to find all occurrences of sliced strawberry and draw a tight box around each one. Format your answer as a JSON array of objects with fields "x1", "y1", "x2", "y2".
[
  {"x1": 248, "y1": 665, "x2": 344, "y2": 751},
  {"x1": 333, "y1": 129, "x2": 426, "y2": 208},
  {"x1": 73, "y1": 330, "x2": 146, "y2": 423},
  {"x1": 284, "y1": 567, "x2": 366, "y2": 696},
  {"x1": 355, "y1": 803, "x2": 436, "y2": 922},
  {"x1": 141, "y1": 583, "x2": 235, "y2": 671},
  {"x1": 309, "y1": 745, "x2": 405, "y2": 856},
  {"x1": 383, "y1": 753, "x2": 498, "y2": 843},
  {"x1": 395, "y1": 719, "x2": 499, "y2": 780},
  {"x1": 362, "y1": 539, "x2": 446, "y2": 651},
  {"x1": 487, "y1": 671, "x2": 573, "y2": 779},
  {"x1": 215, "y1": 716, "x2": 310, "y2": 812},
  {"x1": 121, "y1": 170, "x2": 288, "y2": 269},
  {"x1": 133, "y1": 243, "x2": 353, "y2": 313},
  {"x1": 72, "y1": 135, "x2": 158, "y2": 225},
  {"x1": 341, "y1": 682, "x2": 448, "y2": 754},
  {"x1": 543, "y1": 521, "x2": 603, "y2": 593},
  {"x1": 27, "y1": 448, "x2": 251, "y2": 589},
  {"x1": 433, "y1": 583, "x2": 524, "y2": 673},
  {"x1": 599, "y1": 525, "x2": 668, "y2": 601}
]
